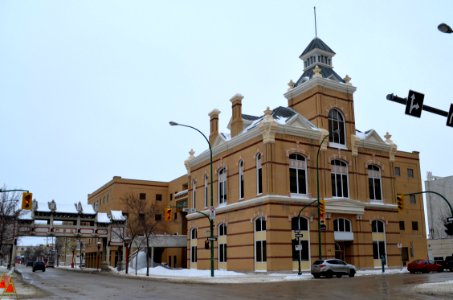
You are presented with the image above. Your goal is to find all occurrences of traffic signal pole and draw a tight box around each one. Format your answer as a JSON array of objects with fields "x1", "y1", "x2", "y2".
[{"x1": 404, "y1": 191, "x2": 453, "y2": 217}]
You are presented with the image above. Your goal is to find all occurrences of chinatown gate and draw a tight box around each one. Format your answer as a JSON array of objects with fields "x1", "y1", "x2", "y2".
[
  {"x1": 15, "y1": 199, "x2": 127, "y2": 270},
  {"x1": 15, "y1": 200, "x2": 186, "y2": 270}
]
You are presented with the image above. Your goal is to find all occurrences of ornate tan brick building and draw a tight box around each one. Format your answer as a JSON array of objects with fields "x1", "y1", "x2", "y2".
[{"x1": 183, "y1": 37, "x2": 427, "y2": 272}]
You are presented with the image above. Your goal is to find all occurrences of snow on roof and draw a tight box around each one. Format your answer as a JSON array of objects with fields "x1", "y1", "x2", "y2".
[
  {"x1": 96, "y1": 212, "x2": 111, "y2": 223},
  {"x1": 33, "y1": 201, "x2": 95, "y2": 214},
  {"x1": 111, "y1": 210, "x2": 125, "y2": 221}
]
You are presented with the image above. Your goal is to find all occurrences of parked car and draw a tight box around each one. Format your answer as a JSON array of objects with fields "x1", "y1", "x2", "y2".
[
  {"x1": 32, "y1": 261, "x2": 46, "y2": 272},
  {"x1": 311, "y1": 258, "x2": 356, "y2": 278},
  {"x1": 407, "y1": 259, "x2": 443, "y2": 273}
]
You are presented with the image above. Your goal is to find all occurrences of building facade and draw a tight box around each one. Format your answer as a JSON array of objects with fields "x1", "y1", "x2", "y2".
[
  {"x1": 425, "y1": 172, "x2": 453, "y2": 259},
  {"x1": 87, "y1": 176, "x2": 188, "y2": 268},
  {"x1": 183, "y1": 37, "x2": 427, "y2": 272}
]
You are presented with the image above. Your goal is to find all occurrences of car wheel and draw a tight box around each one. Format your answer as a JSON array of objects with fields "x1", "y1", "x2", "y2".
[
  {"x1": 42, "y1": 269, "x2": 45, "y2": 272},
  {"x1": 326, "y1": 270, "x2": 333, "y2": 278},
  {"x1": 336, "y1": 274, "x2": 342, "y2": 278},
  {"x1": 32, "y1": 269, "x2": 35, "y2": 272},
  {"x1": 349, "y1": 270, "x2": 355, "y2": 277},
  {"x1": 313, "y1": 274, "x2": 320, "y2": 279},
  {"x1": 410, "y1": 271, "x2": 415, "y2": 274}
]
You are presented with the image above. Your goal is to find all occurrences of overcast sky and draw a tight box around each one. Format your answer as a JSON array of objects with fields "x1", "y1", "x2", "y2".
[{"x1": 2, "y1": 0, "x2": 453, "y2": 222}]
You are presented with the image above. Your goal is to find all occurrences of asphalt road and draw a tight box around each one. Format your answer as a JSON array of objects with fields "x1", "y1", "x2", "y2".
[{"x1": 12, "y1": 266, "x2": 453, "y2": 300}]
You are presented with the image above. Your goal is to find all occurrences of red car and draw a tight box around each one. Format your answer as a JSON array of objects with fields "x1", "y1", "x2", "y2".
[{"x1": 407, "y1": 259, "x2": 443, "y2": 273}]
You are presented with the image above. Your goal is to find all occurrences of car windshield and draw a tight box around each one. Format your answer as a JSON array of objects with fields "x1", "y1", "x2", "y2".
[{"x1": 313, "y1": 260, "x2": 325, "y2": 265}]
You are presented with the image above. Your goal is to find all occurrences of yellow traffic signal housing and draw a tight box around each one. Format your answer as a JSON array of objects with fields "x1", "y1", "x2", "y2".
[
  {"x1": 319, "y1": 199, "x2": 326, "y2": 218},
  {"x1": 21, "y1": 192, "x2": 32, "y2": 210},
  {"x1": 165, "y1": 208, "x2": 172, "y2": 221},
  {"x1": 397, "y1": 194, "x2": 404, "y2": 210}
]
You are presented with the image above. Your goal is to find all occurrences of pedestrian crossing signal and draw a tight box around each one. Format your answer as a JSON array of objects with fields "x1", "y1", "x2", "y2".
[{"x1": 21, "y1": 192, "x2": 32, "y2": 210}]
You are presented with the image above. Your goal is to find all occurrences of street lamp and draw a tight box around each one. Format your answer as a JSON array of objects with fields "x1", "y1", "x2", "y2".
[
  {"x1": 316, "y1": 131, "x2": 335, "y2": 259},
  {"x1": 97, "y1": 241, "x2": 101, "y2": 271},
  {"x1": 169, "y1": 121, "x2": 215, "y2": 277},
  {"x1": 438, "y1": 23, "x2": 453, "y2": 34}
]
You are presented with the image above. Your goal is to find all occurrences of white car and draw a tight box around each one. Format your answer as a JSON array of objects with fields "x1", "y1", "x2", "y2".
[{"x1": 311, "y1": 258, "x2": 356, "y2": 278}]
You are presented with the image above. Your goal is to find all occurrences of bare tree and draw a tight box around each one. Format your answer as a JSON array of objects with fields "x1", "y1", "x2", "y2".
[
  {"x1": 121, "y1": 192, "x2": 164, "y2": 276},
  {"x1": 0, "y1": 187, "x2": 21, "y2": 266}
]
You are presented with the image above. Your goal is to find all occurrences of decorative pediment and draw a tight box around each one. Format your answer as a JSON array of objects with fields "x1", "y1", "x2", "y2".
[{"x1": 285, "y1": 114, "x2": 318, "y2": 131}]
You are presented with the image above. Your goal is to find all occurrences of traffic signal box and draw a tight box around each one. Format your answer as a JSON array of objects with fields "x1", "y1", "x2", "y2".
[
  {"x1": 21, "y1": 192, "x2": 32, "y2": 210},
  {"x1": 319, "y1": 199, "x2": 325, "y2": 220},
  {"x1": 445, "y1": 222, "x2": 453, "y2": 236},
  {"x1": 397, "y1": 194, "x2": 404, "y2": 210},
  {"x1": 164, "y1": 208, "x2": 172, "y2": 221}
]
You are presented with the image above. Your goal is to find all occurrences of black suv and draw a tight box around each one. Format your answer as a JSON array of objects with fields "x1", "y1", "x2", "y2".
[{"x1": 32, "y1": 261, "x2": 46, "y2": 272}]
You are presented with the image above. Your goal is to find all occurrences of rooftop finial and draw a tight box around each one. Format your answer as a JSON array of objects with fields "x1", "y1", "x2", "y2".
[{"x1": 314, "y1": 6, "x2": 318, "y2": 38}]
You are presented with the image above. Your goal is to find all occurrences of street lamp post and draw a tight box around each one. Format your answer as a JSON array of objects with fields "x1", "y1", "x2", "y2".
[
  {"x1": 438, "y1": 23, "x2": 453, "y2": 34},
  {"x1": 97, "y1": 241, "x2": 101, "y2": 271},
  {"x1": 316, "y1": 132, "x2": 331, "y2": 259},
  {"x1": 169, "y1": 121, "x2": 215, "y2": 277}
]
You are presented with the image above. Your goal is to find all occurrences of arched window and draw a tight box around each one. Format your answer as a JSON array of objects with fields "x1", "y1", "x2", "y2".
[
  {"x1": 218, "y1": 167, "x2": 227, "y2": 205},
  {"x1": 291, "y1": 217, "x2": 308, "y2": 231},
  {"x1": 256, "y1": 153, "x2": 263, "y2": 195},
  {"x1": 239, "y1": 160, "x2": 244, "y2": 199},
  {"x1": 334, "y1": 218, "x2": 352, "y2": 232},
  {"x1": 328, "y1": 109, "x2": 346, "y2": 145},
  {"x1": 204, "y1": 175, "x2": 208, "y2": 208},
  {"x1": 192, "y1": 179, "x2": 197, "y2": 209},
  {"x1": 372, "y1": 220, "x2": 386, "y2": 261},
  {"x1": 331, "y1": 160, "x2": 349, "y2": 198},
  {"x1": 289, "y1": 154, "x2": 307, "y2": 195},
  {"x1": 255, "y1": 217, "x2": 266, "y2": 232},
  {"x1": 368, "y1": 165, "x2": 382, "y2": 201},
  {"x1": 372, "y1": 220, "x2": 385, "y2": 233}
]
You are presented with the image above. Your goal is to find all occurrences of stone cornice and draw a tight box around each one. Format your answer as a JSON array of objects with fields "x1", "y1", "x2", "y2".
[{"x1": 284, "y1": 77, "x2": 357, "y2": 100}]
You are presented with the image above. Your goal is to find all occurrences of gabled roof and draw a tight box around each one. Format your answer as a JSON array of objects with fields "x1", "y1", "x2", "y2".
[{"x1": 300, "y1": 37, "x2": 335, "y2": 58}]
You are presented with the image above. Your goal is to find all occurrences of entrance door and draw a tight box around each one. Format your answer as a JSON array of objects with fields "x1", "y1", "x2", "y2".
[{"x1": 335, "y1": 241, "x2": 353, "y2": 262}]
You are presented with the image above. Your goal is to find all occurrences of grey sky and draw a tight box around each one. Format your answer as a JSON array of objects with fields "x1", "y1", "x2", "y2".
[{"x1": 1, "y1": 0, "x2": 452, "y2": 213}]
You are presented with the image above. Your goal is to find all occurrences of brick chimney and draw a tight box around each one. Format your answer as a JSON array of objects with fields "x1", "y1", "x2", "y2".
[
  {"x1": 209, "y1": 109, "x2": 220, "y2": 145},
  {"x1": 230, "y1": 94, "x2": 244, "y2": 138}
]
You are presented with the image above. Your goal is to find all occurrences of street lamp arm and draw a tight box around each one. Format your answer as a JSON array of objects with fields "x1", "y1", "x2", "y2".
[
  {"x1": 169, "y1": 121, "x2": 212, "y2": 151},
  {"x1": 406, "y1": 191, "x2": 453, "y2": 216}
]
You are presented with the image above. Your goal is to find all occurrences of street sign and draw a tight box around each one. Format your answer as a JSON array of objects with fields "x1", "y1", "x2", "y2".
[
  {"x1": 405, "y1": 90, "x2": 424, "y2": 118},
  {"x1": 182, "y1": 208, "x2": 196, "y2": 214},
  {"x1": 295, "y1": 233, "x2": 303, "y2": 238},
  {"x1": 295, "y1": 245, "x2": 302, "y2": 251},
  {"x1": 447, "y1": 217, "x2": 453, "y2": 223},
  {"x1": 209, "y1": 207, "x2": 216, "y2": 220},
  {"x1": 447, "y1": 104, "x2": 453, "y2": 127}
]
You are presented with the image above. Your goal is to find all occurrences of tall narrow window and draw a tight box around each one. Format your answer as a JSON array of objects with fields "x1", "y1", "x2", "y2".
[
  {"x1": 372, "y1": 220, "x2": 386, "y2": 261},
  {"x1": 328, "y1": 109, "x2": 346, "y2": 145},
  {"x1": 239, "y1": 160, "x2": 244, "y2": 199},
  {"x1": 331, "y1": 160, "x2": 349, "y2": 198},
  {"x1": 255, "y1": 217, "x2": 267, "y2": 262},
  {"x1": 289, "y1": 154, "x2": 307, "y2": 195},
  {"x1": 368, "y1": 165, "x2": 382, "y2": 201},
  {"x1": 190, "y1": 229, "x2": 197, "y2": 263},
  {"x1": 218, "y1": 167, "x2": 227, "y2": 205},
  {"x1": 204, "y1": 175, "x2": 208, "y2": 208},
  {"x1": 192, "y1": 179, "x2": 197, "y2": 209},
  {"x1": 218, "y1": 224, "x2": 227, "y2": 263},
  {"x1": 256, "y1": 154, "x2": 263, "y2": 195}
]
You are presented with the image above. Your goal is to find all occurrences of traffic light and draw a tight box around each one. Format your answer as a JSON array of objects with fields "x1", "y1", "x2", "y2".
[
  {"x1": 164, "y1": 208, "x2": 172, "y2": 221},
  {"x1": 319, "y1": 199, "x2": 325, "y2": 219},
  {"x1": 21, "y1": 192, "x2": 32, "y2": 210},
  {"x1": 397, "y1": 194, "x2": 404, "y2": 210},
  {"x1": 445, "y1": 222, "x2": 453, "y2": 236}
]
